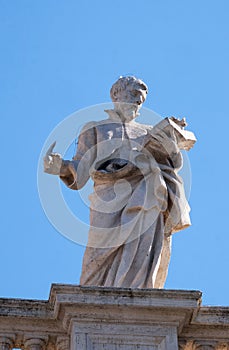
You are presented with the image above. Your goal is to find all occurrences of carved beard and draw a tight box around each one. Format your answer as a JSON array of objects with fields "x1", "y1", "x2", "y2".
[{"x1": 114, "y1": 102, "x2": 140, "y2": 122}]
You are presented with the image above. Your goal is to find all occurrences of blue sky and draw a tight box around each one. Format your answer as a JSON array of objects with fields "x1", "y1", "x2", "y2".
[{"x1": 0, "y1": 0, "x2": 228, "y2": 305}]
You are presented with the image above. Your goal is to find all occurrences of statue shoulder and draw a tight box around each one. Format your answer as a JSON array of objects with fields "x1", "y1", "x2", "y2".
[{"x1": 80, "y1": 121, "x2": 98, "y2": 133}]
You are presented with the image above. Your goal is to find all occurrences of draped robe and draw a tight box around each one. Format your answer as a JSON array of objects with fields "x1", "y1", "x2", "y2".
[{"x1": 60, "y1": 110, "x2": 192, "y2": 288}]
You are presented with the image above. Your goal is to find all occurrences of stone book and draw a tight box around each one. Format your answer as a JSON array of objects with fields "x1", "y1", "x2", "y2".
[{"x1": 150, "y1": 117, "x2": 196, "y2": 151}]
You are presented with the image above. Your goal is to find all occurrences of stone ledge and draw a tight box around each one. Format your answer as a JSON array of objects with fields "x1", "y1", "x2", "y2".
[
  {"x1": 49, "y1": 284, "x2": 202, "y2": 302},
  {"x1": 49, "y1": 284, "x2": 202, "y2": 320},
  {"x1": 0, "y1": 285, "x2": 228, "y2": 349},
  {"x1": 0, "y1": 298, "x2": 52, "y2": 318},
  {"x1": 193, "y1": 307, "x2": 229, "y2": 325}
]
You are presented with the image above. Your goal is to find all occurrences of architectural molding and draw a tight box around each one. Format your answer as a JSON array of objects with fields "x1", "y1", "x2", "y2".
[{"x1": 0, "y1": 285, "x2": 228, "y2": 349}]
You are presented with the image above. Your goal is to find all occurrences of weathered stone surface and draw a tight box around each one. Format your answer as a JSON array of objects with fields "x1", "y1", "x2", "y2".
[
  {"x1": 44, "y1": 76, "x2": 196, "y2": 289},
  {"x1": 0, "y1": 285, "x2": 228, "y2": 349}
]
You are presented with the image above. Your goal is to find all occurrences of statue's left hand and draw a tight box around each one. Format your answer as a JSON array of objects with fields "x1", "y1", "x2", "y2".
[
  {"x1": 169, "y1": 116, "x2": 187, "y2": 128},
  {"x1": 43, "y1": 141, "x2": 62, "y2": 175}
]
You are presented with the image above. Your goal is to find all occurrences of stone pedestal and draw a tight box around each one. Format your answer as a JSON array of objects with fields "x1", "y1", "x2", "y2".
[
  {"x1": 0, "y1": 285, "x2": 228, "y2": 349},
  {"x1": 51, "y1": 286, "x2": 201, "y2": 350}
]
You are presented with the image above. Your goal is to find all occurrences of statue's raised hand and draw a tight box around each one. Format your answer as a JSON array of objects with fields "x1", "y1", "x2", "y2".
[
  {"x1": 43, "y1": 142, "x2": 62, "y2": 175},
  {"x1": 170, "y1": 116, "x2": 187, "y2": 128}
]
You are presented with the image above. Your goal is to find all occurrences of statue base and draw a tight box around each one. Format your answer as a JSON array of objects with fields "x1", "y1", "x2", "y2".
[
  {"x1": 0, "y1": 285, "x2": 229, "y2": 350},
  {"x1": 56, "y1": 285, "x2": 200, "y2": 350}
]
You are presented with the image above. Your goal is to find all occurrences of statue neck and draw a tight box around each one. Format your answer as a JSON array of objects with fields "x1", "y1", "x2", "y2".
[{"x1": 104, "y1": 109, "x2": 137, "y2": 123}]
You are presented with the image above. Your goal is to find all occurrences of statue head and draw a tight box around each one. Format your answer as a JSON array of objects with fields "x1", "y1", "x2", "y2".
[{"x1": 110, "y1": 76, "x2": 148, "y2": 120}]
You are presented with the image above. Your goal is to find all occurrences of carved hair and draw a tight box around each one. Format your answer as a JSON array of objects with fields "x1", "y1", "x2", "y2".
[{"x1": 110, "y1": 76, "x2": 148, "y2": 102}]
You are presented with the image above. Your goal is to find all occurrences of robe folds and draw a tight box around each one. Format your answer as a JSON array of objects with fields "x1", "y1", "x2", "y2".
[{"x1": 60, "y1": 110, "x2": 192, "y2": 288}]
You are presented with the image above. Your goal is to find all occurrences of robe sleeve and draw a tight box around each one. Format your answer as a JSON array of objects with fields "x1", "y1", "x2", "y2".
[{"x1": 59, "y1": 122, "x2": 97, "y2": 190}]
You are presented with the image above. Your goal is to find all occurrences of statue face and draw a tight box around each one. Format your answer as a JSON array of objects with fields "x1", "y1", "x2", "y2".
[{"x1": 114, "y1": 83, "x2": 147, "y2": 119}]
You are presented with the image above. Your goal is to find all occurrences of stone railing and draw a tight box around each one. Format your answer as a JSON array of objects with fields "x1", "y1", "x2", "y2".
[{"x1": 0, "y1": 285, "x2": 228, "y2": 349}]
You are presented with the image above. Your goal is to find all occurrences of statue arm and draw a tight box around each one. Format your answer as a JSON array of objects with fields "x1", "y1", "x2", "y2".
[
  {"x1": 60, "y1": 122, "x2": 97, "y2": 190},
  {"x1": 150, "y1": 118, "x2": 195, "y2": 234}
]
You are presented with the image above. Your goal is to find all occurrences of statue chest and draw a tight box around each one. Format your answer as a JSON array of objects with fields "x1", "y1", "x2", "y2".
[{"x1": 96, "y1": 122, "x2": 148, "y2": 147}]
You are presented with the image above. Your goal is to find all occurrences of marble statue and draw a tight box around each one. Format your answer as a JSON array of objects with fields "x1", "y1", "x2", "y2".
[{"x1": 44, "y1": 76, "x2": 196, "y2": 288}]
